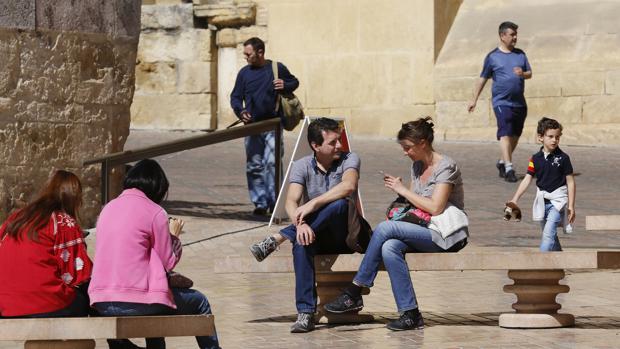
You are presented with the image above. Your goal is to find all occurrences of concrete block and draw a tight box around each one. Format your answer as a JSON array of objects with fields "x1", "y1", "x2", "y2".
[
  {"x1": 583, "y1": 95, "x2": 620, "y2": 124},
  {"x1": 131, "y1": 93, "x2": 215, "y2": 130},
  {"x1": 177, "y1": 61, "x2": 213, "y2": 93},
  {"x1": 135, "y1": 62, "x2": 177, "y2": 94},
  {"x1": 138, "y1": 29, "x2": 213, "y2": 63},
  {"x1": 524, "y1": 74, "x2": 562, "y2": 98},
  {"x1": 586, "y1": 215, "x2": 620, "y2": 231},
  {"x1": 560, "y1": 73, "x2": 605, "y2": 97},
  {"x1": 436, "y1": 100, "x2": 492, "y2": 128},
  {"x1": 525, "y1": 96, "x2": 583, "y2": 125},
  {"x1": 605, "y1": 70, "x2": 620, "y2": 95},
  {"x1": 435, "y1": 76, "x2": 487, "y2": 102},
  {"x1": 141, "y1": 3, "x2": 193, "y2": 30}
]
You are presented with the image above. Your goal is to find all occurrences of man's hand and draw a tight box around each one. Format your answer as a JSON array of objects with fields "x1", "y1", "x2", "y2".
[
  {"x1": 467, "y1": 101, "x2": 477, "y2": 113},
  {"x1": 296, "y1": 223, "x2": 315, "y2": 246},
  {"x1": 513, "y1": 66, "x2": 523, "y2": 77},
  {"x1": 567, "y1": 208, "x2": 576, "y2": 224},
  {"x1": 168, "y1": 217, "x2": 184, "y2": 237},
  {"x1": 240, "y1": 111, "x2": 252, "y2": 124},
  {"x1": 273, "y1": 79, "x2": 284, "y2": 90},
  {"x1": 294, "y1": 201, "x2": 316, "y2": 226}
]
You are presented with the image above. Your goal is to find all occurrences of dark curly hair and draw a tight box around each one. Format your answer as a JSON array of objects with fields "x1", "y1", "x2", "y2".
[{"x1": 537, "y1": 117, "x2": 563, "y2": 136}]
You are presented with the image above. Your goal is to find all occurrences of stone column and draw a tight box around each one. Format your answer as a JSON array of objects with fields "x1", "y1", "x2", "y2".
[{"x1": 0, "y1": 0, "x2": 140, "y2": 225}]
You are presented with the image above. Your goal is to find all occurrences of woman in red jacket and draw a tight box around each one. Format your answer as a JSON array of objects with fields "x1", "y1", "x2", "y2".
[{"x1": 0, "y1": 170, "x2": 93, "y2": 317}]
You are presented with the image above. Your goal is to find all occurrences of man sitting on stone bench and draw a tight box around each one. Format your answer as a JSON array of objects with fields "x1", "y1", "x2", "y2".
[{"x1": 249, "y1": 117, "x2": 370, "y2": 333}]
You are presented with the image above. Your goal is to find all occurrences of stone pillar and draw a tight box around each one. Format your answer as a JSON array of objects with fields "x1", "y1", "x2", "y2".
[{"x1": 0, "y1": 0, "x2": 140, "y2": 225}]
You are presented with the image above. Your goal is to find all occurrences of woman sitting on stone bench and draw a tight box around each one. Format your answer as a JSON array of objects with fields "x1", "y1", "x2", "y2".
[
  {"x1": 0, "y1": 170, "x2": 93, "y2": 318},
  {"x1": 88, "y1": 159, "x2": 220, "y2": 349},
  {"x1": 324, "y1": 117, "x2": 468, "y2": 331}
]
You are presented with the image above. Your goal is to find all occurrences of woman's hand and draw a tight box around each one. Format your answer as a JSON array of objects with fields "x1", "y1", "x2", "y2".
[
  {"x1": 168, "y1": 217, "x2": 185, "y2": 237},
  {"x1": 384, "y1": 174, "x2": 406, "y2": 195}
]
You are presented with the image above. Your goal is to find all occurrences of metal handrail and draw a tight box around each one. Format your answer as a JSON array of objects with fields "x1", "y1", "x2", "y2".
[{"x1": 83, "y1": 118, "x2": 282, "y2": 204}]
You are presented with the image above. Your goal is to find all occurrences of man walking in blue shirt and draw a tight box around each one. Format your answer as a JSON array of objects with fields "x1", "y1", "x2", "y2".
[
  {"x1": 468, "y1": 21, "x2": 532, "y2": 183},
  {"x1": 231, "y1": 37, "x2": 299, "y2": 215}
]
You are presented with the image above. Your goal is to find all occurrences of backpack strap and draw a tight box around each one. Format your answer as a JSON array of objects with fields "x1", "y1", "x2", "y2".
[{"x1": 272, "y1": 60, "x2": 281, "y2": 113}]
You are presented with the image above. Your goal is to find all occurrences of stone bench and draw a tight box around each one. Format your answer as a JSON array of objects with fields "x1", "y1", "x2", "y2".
[
  {"x1": 586, "y1": 215, "x2": 620, "y2": 230},
  {"x1": 215, "y1": 250, "x2": 620, "y2": 329},
  {"x1": 0, "y1": 314, "x2": 215, "y2": 349}
]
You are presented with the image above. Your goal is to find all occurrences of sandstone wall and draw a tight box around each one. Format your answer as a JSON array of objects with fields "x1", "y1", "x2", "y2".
[
  {"x1": 434, "y1": 0, "x2": 620, "y2": 145},
  {"x1": 132, "y1": 2, "x2": 216, "y2": 130},
  {"x1": 0, "y1": 0, "x2": 140, "y2": 225}
]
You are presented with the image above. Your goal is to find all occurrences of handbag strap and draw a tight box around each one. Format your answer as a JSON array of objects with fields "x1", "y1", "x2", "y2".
[{"x1": 272, "y1": 60, "x2": 281, "y2": 113}]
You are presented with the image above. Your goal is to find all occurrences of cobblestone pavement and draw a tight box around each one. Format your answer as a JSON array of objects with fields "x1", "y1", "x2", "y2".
[{"x1": 3, "y1": 129, "x2": 619, "y2": 348}]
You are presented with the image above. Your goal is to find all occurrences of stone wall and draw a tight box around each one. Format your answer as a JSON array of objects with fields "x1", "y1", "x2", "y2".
[
  {"x1": 0, "y1": 0, "x2": 140, "y2": 225},
  {"x1": 434, "y1": 0, "x2": 620, "y2": 145},
  {"x1": 132, "y1": 1, "x2": 216, "y2": 130}
]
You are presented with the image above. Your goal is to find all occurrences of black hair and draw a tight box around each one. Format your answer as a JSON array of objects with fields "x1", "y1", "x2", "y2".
[
  {"x1": 123, "y1": 159, "x2": 169, "y2": 204},
  {"x1": 243, "y1": 37, "x2": 265, "y2": 54},
  {"x1": 307, "y1": 117, "x2": 340, "y2": 148},
  {"x1": 499, "y1": 21, "x2": 518, "y2": 35},
  {"x1": 537, "y1": 117, "x2": 563, "y2": 136},
  {"x1": 397, "y1": 116, "x2": 435, "y2": 146}
]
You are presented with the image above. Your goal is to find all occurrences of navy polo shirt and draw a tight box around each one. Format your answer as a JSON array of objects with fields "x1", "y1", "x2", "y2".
[{"x1": 527, "y1": 147, "x2": 573, "y2": 192}]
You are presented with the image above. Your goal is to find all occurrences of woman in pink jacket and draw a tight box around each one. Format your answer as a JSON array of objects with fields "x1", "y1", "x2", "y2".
[{"x1": 89, "y1": 159, "x2": 219, "y2": 349}]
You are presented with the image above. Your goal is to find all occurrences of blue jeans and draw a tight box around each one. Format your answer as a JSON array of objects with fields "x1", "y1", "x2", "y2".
[
  {"x1": 279, "y1": 199, "x2": 352, "y2": 313},
  {"x1": 94, "y1": 288, "x2": 220, "y2": 349},
  {"x1": 353, "y1": 221, "x2": 462, "y2": 313},
  {"x1": 245, "y1": 130, "x2": 282, "y2": 210},
  {"x1": 540, "y1": 203, "x2": 563, "y2": 251}
]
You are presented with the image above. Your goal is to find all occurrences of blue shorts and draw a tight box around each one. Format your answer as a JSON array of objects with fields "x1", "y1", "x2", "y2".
[{"x1": 493, "y1": 105, "x2": 527, "y2": 140}]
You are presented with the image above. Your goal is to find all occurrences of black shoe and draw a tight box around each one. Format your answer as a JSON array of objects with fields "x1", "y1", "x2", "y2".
[
  {"x1": 249, "y1": 236, "x2": 278, "y2": 262},
  {"x1": 504, "y1": 169, "x2": 518, "y2": 183},
  {"x1": 386, "y1": 309, "x2": 424, "y2": 331},
  {"x1": 252, "y1": 207, "x2": 270, "y2": 217},
  {"x1": 496, "y1": 162, "x2": 506, "y2": 178},
  {"x1": 290, "y1": 312, "x2": 315, "y2": 333},
  {"x1": 323, "y1": 292, "x2": 364, "y2": 314}
]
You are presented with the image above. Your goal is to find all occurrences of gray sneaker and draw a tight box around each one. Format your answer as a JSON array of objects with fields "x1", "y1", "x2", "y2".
[
  {"x1": 290, "y1": 312, "x2": 315, "y2": 333},
  {"x1": 249, "y1": 236, "x2": 278, "y2": 262}
]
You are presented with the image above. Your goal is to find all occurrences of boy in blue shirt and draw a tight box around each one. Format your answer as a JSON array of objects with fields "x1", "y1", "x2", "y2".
[{"x1": 506, "y1": 117, "x2": 576, "y2": 251}]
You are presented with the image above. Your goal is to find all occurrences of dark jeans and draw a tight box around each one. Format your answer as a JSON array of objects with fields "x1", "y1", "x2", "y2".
[
  {"x1": 279, "y1": 198, "x2": 353, "y2": 313},
  {"x1": 19, "y1": 287, "x2": 91, "y2": 318},
  {"x1": 94, "y1": 288, "x2": 220, "y2": 349}
]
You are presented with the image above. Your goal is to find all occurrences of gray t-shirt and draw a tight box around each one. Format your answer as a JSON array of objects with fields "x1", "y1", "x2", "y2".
[
  {"x1": 411, "y1": 155, "x2": 467, "y2": 249},
  {"x1": 289, "y1": 152, "x2": 360, "y2": 202}
]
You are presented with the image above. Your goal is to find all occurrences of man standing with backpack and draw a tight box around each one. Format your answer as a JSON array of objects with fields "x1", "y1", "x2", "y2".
[{"x1": 230, "y1": 37, "x2": 299, "y2": 216}]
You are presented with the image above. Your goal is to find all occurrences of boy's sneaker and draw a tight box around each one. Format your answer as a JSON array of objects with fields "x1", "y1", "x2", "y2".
[
  {"x1": 249, "y1": 236, "x2": 278, "y2": 262},
  {"x1": 496, "y1": 162, "x2": 506, "y2": 178},
  {"x1": 386, "y1": 309, "x2": 424, "y2": 331},
  {"x1": 290, "y1": 312, "x2": 315, "y2": 333},
  {"x1": 323, "y1": 292, "x2": 364, "y2": 313},
  {"x1": 504, "y1": 169, "x2": 518, "y2": 183}
]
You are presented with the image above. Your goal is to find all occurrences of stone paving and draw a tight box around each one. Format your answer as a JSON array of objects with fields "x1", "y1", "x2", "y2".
[{"x1": 3, "y1": 129, "x2": 620, "y2": 348}]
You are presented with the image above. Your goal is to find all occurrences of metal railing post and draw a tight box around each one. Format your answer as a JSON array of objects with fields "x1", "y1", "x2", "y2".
[
  {"x1": 274, "y1": 121, "x2": 282, "y2": 199},
  {"x1": 101, "y1": 160, "x2": 110, "y2": 204}
]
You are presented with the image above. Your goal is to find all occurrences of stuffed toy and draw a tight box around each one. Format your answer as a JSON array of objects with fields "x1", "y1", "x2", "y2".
[{"x1": 504, "y1": 202, "x2": 522, "y2": 222}]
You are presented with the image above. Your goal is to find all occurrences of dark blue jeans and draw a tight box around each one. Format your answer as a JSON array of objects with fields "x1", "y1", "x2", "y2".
[
  {"x1": 18, "y1": 288, "x2": 90, "y2": 318},
  {"x1": 279, "y1": 199, "x2": 353, "y2": 313},
  {"x1": 94, "y1": 288, "x2": 220, "y2": 349}
]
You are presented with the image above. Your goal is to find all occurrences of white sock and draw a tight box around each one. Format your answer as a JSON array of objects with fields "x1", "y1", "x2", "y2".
[{"x1": 505, "y1": 162, "x2": 513, "y2": 172}]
